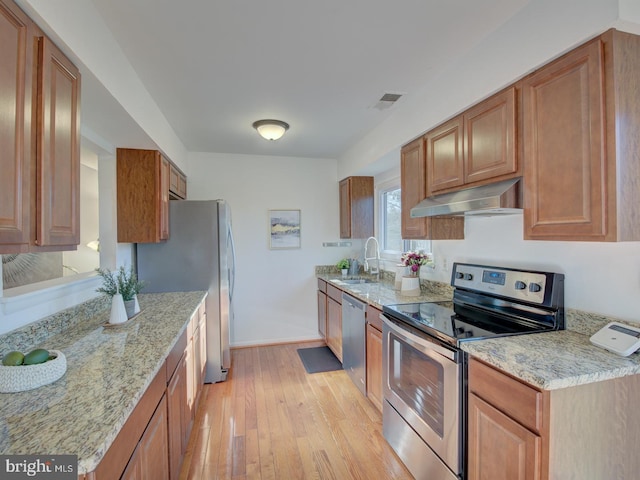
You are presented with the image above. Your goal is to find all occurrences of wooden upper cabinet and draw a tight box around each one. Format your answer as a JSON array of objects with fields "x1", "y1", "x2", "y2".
[
  {"x1": 426, "y1": 86, "x2": 519, "y2": 197},
  {"x1": 425, "y1": 116, "x2": 464, "y2": 195},
  {"x1": 0, "y1": 0, "x2": 80, "y2": 254},
  {"x1": 0, "y1": 0, "x2": 32, "y2": 253},
  {"x1": 160, "y1": 155, "x2": 170, "y2": 240},
  {"x1": 35, "y1": 35, "x2": 81, "y2": 249},
  {"x1": 523, "y1": 30, "x2": 640, "y2": 241},
  {"x1": 339, "y1": 176, "x2": 373, "y2": 239},
  {"x1": 169, "y1": 163, "x2": 187, "y2": 200},
  {"x1": 117, "y1": 148, "x2": 170, "y2": 243},
  {"x1": 401, "y1": 138, "x2": 428, "y2": 238},
  {"x1": 401, "y1": 138, "x2": 464, "y2": 240},
  {"x1": 465, "y1": 87, "x2": 517, "y2": 185}
]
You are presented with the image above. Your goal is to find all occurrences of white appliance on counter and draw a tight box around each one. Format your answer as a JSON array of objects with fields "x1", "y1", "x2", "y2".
[{"x1": 136, "y1": 200, "x2": 236, "y2": 383}]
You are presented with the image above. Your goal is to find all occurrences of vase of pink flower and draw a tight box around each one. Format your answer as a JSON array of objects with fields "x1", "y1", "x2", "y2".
[{"x1": 400, "y1": 251, "x2": 430, "y2": 277}]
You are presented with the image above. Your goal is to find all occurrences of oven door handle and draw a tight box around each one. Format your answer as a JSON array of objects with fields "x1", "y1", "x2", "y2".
[{"x1": 381, "y1": 314, "x2": 459, "y2": 362}]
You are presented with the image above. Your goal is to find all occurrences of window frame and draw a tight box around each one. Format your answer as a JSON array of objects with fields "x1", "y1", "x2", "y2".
[{"x1": 376, "y1": 177, "x2": 432, "y2": 267}]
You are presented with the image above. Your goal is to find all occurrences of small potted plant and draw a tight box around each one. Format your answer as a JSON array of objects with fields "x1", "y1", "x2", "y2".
[
  {"x1": 96, "y1": 266, "x2": 146, "y2": 318},
  {"x1": 336, "y1": 258, "x2": 350, "y2": 277}
]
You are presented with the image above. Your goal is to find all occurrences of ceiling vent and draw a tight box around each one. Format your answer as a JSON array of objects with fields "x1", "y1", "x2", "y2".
[{"x1": 373, "y1": 92, "x2": 403, "y2": 110}]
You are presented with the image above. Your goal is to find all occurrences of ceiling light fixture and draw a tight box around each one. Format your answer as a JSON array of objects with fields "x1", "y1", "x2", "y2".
[{"x1": 252, "y1": 119, "x2": 289, "y2": 141}]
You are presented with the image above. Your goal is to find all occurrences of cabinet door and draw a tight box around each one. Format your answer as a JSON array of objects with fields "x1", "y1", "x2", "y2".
[
  {"x1": 401, "y1": 138, "x2": 428, "y2": 239},
  {"x1": 160, "y1": 155, "x2": 170, "y2": 240},
  {"x1": 523, "y1": 39, "x2": 606, "y2": 240},
  {"x1": 35, "y1": 35, "x2": 80, "y2": 248},
  {"x1": 339, "y1": 179, "x2": 351, "y2": 238},
  {"x1": 198, "y1": 306, "x2": 207, "y2": 381},
  {"x1": 401, "y1": 138, "x2": 465, "y2": 240},
  {"x1": 120, "y1": 443, "x2": 142, "y2": 480},
  {"x1": 117, "y1": 149, "x2": 166, "y2": 243},
  {"x1": 426, "y1": 116, "x2": 464, "y2": 195},
  {"x1": 326, "y1": 297, "x2": 342, "y2": 362},
  {"x1": 317, "y1": 290, "x2": 327, "y2": 338},
  {"x1": 167, "y1": 353, "x2": 187, "y2": 480},
  {"x1": 339, "y1": 177, "x2": 374, "y2": 239},
  {"x1": 0, "y1": 0, "x2": 32, "y2": 252},
  {"x1": 138, "y1": 395, "x2": 169, "y2": 480},
  {"x1": 193, "y1": 321, "x2": 202, "y2": 406},
  {"x1": 468, "y1": 393, "x2": 541, "y2": 480},
  {"x1": 365, "y1": 323, "x2": 383, "y2": 412},
  {"x1": 169, "y1": 164, "x2": 187, "y2": 199},
  {"x1": 465, "y1": 87, "x2": 518, "y2": 185}
]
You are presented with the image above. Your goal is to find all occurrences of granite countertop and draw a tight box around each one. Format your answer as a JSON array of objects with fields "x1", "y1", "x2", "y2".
[
  {"x1": 460, "y1": 329, "x2": 640, "y2": 390},
  {"x1": 317, "y1": 273, "x2": 454, "y2": 308},
  {"x1": 0, "y1": 291, "x2": 206, "y2": 474},
  {"x1": 318, "y1": 271, "x2": 640, "y2": 392}
]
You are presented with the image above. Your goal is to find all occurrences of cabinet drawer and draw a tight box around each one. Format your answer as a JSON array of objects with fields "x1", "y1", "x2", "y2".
[
  {"x1": 166, "y1": 330, "x2": 187, "y2": 383},
  {"x1": 468, "y1": 359, "x2": 546, "y2": 433},
  {"x1": 366, "y1": 305, "x2": 383, "y2": 331},
  {"x1": 327, "y1": 284, "x2": 342, "y2": 303},
  {"x1": 317, "y1": 278, "x2": 327, "y2": 293}
]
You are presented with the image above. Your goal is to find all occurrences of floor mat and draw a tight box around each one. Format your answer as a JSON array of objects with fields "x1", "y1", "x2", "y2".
[{"x1": 297, "y1": 346, "x2": 343, "y2": 374}]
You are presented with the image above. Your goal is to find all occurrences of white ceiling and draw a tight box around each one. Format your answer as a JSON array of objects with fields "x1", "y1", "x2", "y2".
[{"x1": 87, "y1": 0, "x2": 531, "y2": 159}]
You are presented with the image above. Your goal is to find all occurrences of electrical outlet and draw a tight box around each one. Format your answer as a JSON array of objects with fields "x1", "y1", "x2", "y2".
[{"x1": 442, "y1": 257, "x2": 448, "y2": 272}]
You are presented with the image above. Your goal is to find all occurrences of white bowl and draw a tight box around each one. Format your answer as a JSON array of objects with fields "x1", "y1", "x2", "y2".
[{"x1": 0, "y1": 350, "x2": 67, "y2": 393}]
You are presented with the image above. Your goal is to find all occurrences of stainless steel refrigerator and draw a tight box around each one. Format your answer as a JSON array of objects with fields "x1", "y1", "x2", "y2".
[{"x1": 136, "y1": 200, "x2": 235, "y2": 383}]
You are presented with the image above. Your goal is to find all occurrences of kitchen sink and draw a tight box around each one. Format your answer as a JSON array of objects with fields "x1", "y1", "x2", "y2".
[{"x1": 335, "y1": 278, "x2": 376, "y2": 284}]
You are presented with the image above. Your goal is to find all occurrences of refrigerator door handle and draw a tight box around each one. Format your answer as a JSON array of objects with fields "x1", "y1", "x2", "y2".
[{"x1": 228, "y1": 228, "x2": 236, "y2": 300}]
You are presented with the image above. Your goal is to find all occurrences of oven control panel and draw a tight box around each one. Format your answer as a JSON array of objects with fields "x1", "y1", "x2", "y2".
[{"x1": 452, "y1": 263, "x2": 547, "y2": 304}]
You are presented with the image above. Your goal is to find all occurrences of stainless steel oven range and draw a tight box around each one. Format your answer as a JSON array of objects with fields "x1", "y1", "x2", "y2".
[{"x1": 381, "y1": 262, "x2": 565, "y2": 480}]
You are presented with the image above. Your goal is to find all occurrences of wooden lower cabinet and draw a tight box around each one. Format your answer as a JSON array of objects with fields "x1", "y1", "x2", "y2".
[
  {"x1": 87, "y1": 298, "x2": 206, "y2": 480},
  {"x1": 167, "y1": 351, "x2": 188, "y2": 480},
  {"x1": 468, "y1": 357, "x2": 640, "y2": 480},
  {"x1": 318, "y1": 289, "x2": 327, "y2": 338},
  {"x1": 365, "y1": 322, "x2": 383, "y2": 412},
  {"x1": 121, "y1": 395, "x2": 170, "y2": 480},
  {"x1": 468, "y1": 359, "x2": 547, "y2": 480},
  {"x1": 167, "y1": 303, "x2": 203, "y2": 480},
  {"x1": 326, "y1": 296, "x2": 342, "y2": 362},
  {"x1": 468, "y1": 393, "x2": 541, "y2": 480}
]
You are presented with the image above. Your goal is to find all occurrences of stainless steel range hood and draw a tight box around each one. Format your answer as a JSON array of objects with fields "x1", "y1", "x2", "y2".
[{"x1": 410, "y1": 177, "x2": 522, "y2": 218}]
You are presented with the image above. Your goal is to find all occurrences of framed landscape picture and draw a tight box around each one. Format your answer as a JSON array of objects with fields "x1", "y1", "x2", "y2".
[{"x1": 269, "y1": 209, "x2": 301, "y2": 249}]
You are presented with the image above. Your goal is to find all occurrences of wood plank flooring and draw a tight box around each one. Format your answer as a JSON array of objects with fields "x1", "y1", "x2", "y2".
[{"x1": 179, "y1": 341, "x2": 413, "y2": 480}]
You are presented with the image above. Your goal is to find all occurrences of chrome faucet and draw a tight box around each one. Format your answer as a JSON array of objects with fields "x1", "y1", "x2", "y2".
[{"x1": 363, "y1": 236, "x2": 380, "y2": 281}]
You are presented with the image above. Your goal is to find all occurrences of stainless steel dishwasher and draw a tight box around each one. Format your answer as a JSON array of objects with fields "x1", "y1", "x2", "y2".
[{"x1": 342, "y1": 292, "x2": 366, "y2": 395}]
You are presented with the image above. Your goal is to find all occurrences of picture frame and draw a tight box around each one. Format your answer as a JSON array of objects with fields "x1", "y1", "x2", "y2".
[{"x1": 269, "y1": 209, "x2": 301, "y2": 249}]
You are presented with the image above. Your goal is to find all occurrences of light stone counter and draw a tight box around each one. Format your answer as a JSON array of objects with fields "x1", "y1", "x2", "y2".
[
  {"x1": 0, "y1": 291, "x2": 206, "y2": 474},
  {"x1": 317, "y1": 273, "x2": 454, "y2": 308},
  {"x1": 318, "y1": 269, "x2": 640, "y2": 392},
  {"x1": 460, "y1": 329, "x2": 640, "y2": 391}
]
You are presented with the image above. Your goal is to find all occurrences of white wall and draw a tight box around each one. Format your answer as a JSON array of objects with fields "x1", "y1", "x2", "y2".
[
  {"x1": 421, "y1": 216, "x2": 640, "y2": 323},
  {"x1": 188, "y1": 152, "x2": 358, "y2": 346},
  {"x1": 340, "y1": 0, "x2": 637, "y2": 178},
  {"x1": 338, "y1": 0, "x2": 640, "y2": 325}
]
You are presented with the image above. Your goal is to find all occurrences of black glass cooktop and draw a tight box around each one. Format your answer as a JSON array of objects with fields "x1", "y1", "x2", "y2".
[{"x1": 382, "y1": 301, "x2": 553, "y2": 346}]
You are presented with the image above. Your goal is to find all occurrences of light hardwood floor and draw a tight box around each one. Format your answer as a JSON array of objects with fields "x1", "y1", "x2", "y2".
[{"x1": 179, "y1": 340, "x2": 413, "y2": 479}]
